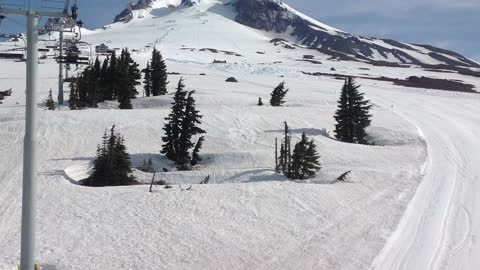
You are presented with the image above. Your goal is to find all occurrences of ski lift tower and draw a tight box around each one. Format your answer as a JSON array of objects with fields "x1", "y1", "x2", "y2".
[{"x1": 0, "y1": 1, "x2": 71, "y2": 269}]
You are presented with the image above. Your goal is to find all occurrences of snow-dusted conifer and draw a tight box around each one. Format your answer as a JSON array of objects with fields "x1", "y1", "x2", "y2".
[
  {"x1": 84, "y1": 125, "x2": 135, "y2": 186},
  {"x1": 270, "y1": 81, "x2": 288, "y2": 106},
  {"x1": 44, "y1": 89, "x2": 55, "y2": 110},
  {"x1": 334, "y1": 77, "x2": 372, "y2": 144}
]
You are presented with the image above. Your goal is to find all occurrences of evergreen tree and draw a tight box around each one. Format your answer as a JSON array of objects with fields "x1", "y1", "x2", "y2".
[
  {"x1": 68, "y1": 80, "x2": 79, "y2": 110},
  {"x1": 304, "y1": 139, "x2": 321, "y2": 178},
  {"x1": 270, "y1": 81, "x2": 289, "y2": 106},
  {"x1": 161, "y1": 78, "x2": 206, "y2": 169},
  {"x1": 290, "y1": 132, "x2": 321, "y2": 180},
  {"x1": 161, "y1": 78, "x2": 188, "y2": 161},
  {"x1": 91, "y1": 57, "x2": 103, "y2": 104},
  {"x1": 150, "y1": 48, "x2": 169, "y2": 96},
  {"x1": 44, "y1": 89, "x2": 55, "y2": 110},
  {"x1": 117, "y1": 62, "x2": 133, "y2": 109},
  {"x1": 104, "y1": 50, "x2": 117, "y2": 100},
  {"x1": 84, "y1": 125, "x2": 136, "y2": 186},
  {"x1": 190, "y1": 136, "x2": 205, "y2": 167},
  {"x1": 177, "y1": 90, "x2": 206, "y2": 169},
  {"x1": 143, "y1": 61, "x2": 152, "y2": 97},
  {"x1": 147, "y1": 158, "x2": 153, "y2": 172},
  {"x1": 258, "y1": 97, "x2": 263, "y2": 106},
  {"x1": 117, "y1": 49, "x2": 141, "y2": 109},
  {"x1": 334, "y1": 77, "x2": 372, "y2": 144},
  {"x1": 277, "y1": 143, "x2": 285, "y2": 172}
]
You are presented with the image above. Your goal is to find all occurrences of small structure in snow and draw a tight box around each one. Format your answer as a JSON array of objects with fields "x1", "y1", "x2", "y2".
[
  {"x1": 95, "y1": 43, "x2": 113, "y2": 54},
  {"x1": 226, "y1": 77, "x2": 238, "y2": 83}
]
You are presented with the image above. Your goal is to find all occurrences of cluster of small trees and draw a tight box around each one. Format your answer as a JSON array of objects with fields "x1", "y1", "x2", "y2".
[
  {"x1": 258, "y1": 81, "x2": 289, "y2": 107},
  {"x1": 276, "y1": 122, "x2": 321, "y2": 180},
  {"x1": 161, "y1": 78, "x2": 206, "y2": 170},
  {"x1": 84, "y1": 74, "x2": 370, "y2": 186},
  {"x1": 84, "y1": 125, "x2": 136, "y2": 187},
  {"x1": 143, "y1": 48, "x2": 169, "y2": 97},
  {"x1": 274, "y1": 77, "x2": 372, "y2": 180},
  {"x1": 69, "y1": 49, "x2": 141, "y2": 110},
  {"x1": 69, "y1": 48, "x2": 168, "y2": 110},
  {"x1": 86, "y1": 78, "x2": 206, "y2": 186}
]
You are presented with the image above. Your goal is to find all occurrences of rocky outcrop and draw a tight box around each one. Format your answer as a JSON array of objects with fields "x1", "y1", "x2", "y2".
[
  {"x1": 114, "y1": 0, "x2": 154, "y2": 23},
  {"x1": 231, "y1": 0, "x2": 479, "y2": 68}
]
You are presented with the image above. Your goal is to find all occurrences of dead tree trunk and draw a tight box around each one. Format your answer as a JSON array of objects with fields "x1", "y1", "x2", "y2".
[{"x1": 149, "y1": 172, "x2": 156, "y2": 192}]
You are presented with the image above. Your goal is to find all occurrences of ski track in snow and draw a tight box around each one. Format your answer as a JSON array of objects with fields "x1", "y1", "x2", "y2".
[{"x1": 369, "y1": 85, "x2": 480, "y2": 270}]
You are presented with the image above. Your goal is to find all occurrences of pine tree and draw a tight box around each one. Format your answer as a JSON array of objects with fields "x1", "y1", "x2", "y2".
[
  {"x1": 161, "y1": 78, "x2": 188, "y2": 161},
  {"x1": 151, "y1": 48, "x2": 169, "y2": 96},
  {"x1": 104, "y1": 50, "x2": 117, "y2": 100},
  {"x1": 161, "y1": 78, "x2": 206, "y2": 169},
  {"x1": 190, "y1": 136, "x2": 205, "y2": 167},
  {"x1": 277, "y1": 143, "x2": 285, "y2": 172},
  {"x1": 117, "y1": 63, "x2": 133, "y2": 109},
  {"x1": 334, "y1": 77, "x2": 372, "y2": 144},
  {"x1": 143, "y1": 61, "x2": 152, "y2": 97},
  {"x1": 275, "y1": 121, "x2": 293, "y2": 175},
  {"x1": 44, "y1": 89, "x2": 55, "y2": 110},
  {"x1": 147, "y1": 158, "x2": 153, "y2": 172},
  {"x1": 69, "y1": 80, "x2": 79, "y2": 110},
  {"x1": 290, "y1": 132, "x2": 321, "y2": 180},
  {"x1": 270, "y1": 81, "x2": 288, "y2": 106},
  {"x1": 117, "y1": 48, "x2": 140, "y2": 109},
  {"x1": 84, "y1": 125, "x2": 136, "y2": 186},
  {"x1": 258, "y1": 97, "x2": 263, "y2": 106},
  {"x1": 91, "y1": 57, "x2": 103, "y2": 104},
  {"x1": 177, "y1": 90, "x2": 206, "y2": 169},
  {"x1": 304, "y1": 139, "x2": 321, "y2": 178}
]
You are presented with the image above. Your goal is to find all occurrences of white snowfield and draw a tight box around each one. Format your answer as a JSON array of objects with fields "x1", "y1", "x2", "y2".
[{"x1": 0, "y1": 1, "x2": 479, "y2": 269}]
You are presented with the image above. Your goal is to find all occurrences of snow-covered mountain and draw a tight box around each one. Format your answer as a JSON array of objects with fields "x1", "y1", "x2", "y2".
[
  {"x1": 113, "y1": 0, "x2": 479, "y2": 68},
  {"x1": 2, "y1": 0, "x2": 480, "y2": 269}
]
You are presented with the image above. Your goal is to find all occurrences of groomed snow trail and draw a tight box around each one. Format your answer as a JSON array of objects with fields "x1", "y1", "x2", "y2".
[{"x1": 370, "y1": 86, "x2": 480, "y2": 270}]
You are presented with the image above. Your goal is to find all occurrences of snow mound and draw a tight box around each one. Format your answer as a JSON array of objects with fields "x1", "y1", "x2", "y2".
[{"x1": 64, "y1": 160, "x2": 93, "y2": 183}]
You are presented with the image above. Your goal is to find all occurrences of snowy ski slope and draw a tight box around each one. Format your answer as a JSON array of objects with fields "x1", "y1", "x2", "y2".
[{"x1": 0, "y1": 1, "x2": 480, "y2": 269}]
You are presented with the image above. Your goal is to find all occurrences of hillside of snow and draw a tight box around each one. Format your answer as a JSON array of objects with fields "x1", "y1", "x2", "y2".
[
  {"x1": 113, "y1": 0, "x2": 479, "y2": 68},
  {"x1": 0, "y1": 0, "x2": 480, "y2": 269}
]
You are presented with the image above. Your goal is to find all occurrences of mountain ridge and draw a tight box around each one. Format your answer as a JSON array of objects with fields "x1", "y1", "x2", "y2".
[{"x1": 112, "y1": 0, "x2": 479, "y2": 68}]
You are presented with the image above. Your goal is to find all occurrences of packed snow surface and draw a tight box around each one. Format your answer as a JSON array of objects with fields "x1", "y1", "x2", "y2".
[{"x1": 0, "y1": 2, "x2": 479, "y2": 270}]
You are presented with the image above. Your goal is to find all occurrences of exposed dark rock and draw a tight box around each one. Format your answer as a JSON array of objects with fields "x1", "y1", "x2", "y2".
[
  {"x1": 296, "y1": 59, "x2": 322, "y2": 65},
  {"x1": 392, "y1": 76, "x2": 476, "y2": 93},
  {"x1": 226, "y1": 77, "x2": 238, "y2": 82},
  {"x1": 230, "y1": 0, "x2": 479, "y2": 68},
  {"x1": 302, "y1": 71, "x2": 476, "y2": 93},
  {"x1": 181, "y1": 0, "x2": 197, "y2": 7},
  {"x1": 114, "y1": 0, "x2": 154, "y2": 23}
]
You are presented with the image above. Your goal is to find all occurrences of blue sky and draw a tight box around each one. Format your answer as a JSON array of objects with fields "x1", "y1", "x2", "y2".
[{"x1": 1, "y1": 0, "x2": 479, "y2": 61}]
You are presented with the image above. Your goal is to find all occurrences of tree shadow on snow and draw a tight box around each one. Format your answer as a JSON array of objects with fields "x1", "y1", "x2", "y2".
[
  {"x1": 130, "y1": 153, "x2": 175, "y2": 172},
  {"x1": 49, "y1": 157, "x2": 92, "y2": 161},
  {"x1": 220, "y1": 168, "x2": 288, "y2": 183},
  {"x1": 38, "y1": 170, "x2": 82, "y2": 185},
  {"x1": 265, "y1": 128, "x2": 334, "y2": 139}
]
